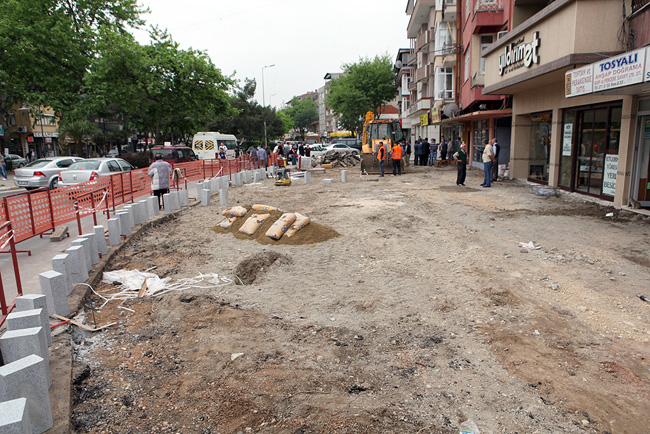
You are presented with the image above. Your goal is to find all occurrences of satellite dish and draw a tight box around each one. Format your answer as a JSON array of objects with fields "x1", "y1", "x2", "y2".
[
  {"x1": 394, "y1": 60, "x2": 403, "y2": 69},
  {"x1": 443, "y1": 103, "x2": 459, "y2": 118}
]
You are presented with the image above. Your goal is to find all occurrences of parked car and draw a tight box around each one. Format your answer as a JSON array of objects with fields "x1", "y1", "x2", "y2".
[
  {"x1": 58, "y1": 158, "x2": 135, "y2": 187},
  {"x1": 307, "y1": 144, "x2": 326, "y2": 158},
  {"x1": 107, "y1": 148, "x2": 119, "y2": 158},
  {"x1": 332, "y1": 138, "x2": 362, "y2": 151},
  {"x1": 6, "y1": 154, "x2": 27, "y2": 169},
  {"x1": 323, "y1": 143, "x2": 360, "y2": 155},
  {"x1": 13, "y1": 157, "x2": 85, "y2": 190},
  {"x1": 149, "y1": 146, "x2": 197, "y2": 163}
]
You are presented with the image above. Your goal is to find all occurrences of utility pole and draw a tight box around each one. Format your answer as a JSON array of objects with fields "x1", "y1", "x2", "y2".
[{"x1": 262, "y1": 64, "x2": 275, "y2": 148}]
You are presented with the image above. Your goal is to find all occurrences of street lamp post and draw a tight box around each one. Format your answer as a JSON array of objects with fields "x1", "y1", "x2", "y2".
[{"x1": 262, "y1": 64, "x2": 275, "y2": 148}]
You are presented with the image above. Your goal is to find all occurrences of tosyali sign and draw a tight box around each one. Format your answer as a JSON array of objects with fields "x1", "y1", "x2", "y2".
[{"x1": 498, "y1": 32, "x2": 541, "y2": 76}]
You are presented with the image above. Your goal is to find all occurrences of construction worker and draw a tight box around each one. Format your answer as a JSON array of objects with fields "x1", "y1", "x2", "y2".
[
  {"x1": 377, "y1": 141, "x2": 386, "y2": 177},
  {"x1": 391, "y1": 141, "x2": 402, "y2": 176}
]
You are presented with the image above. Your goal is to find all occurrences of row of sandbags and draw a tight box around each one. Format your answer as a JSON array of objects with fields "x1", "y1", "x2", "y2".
[{"x1": 218, "y1": 204, "x2": 310, "y2": 240}]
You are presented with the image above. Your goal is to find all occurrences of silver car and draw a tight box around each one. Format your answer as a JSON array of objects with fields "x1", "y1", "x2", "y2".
[
  {"x1": 14, "y1": 157, "x2": 85, "y2": 190},
  {"x1": 6, "y1": 154, "x2": 27, "y2": 168},
  {"x1": 58, "y1": 158, "x2": 134, "y2": 187},
  {"x1": 323, "y1": 144, "x2": 360, "y2": 155}
]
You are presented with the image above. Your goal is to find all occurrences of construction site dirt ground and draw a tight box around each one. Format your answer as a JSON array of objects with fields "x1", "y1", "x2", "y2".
[{"x1": 68, "y1": 165, "x2": 650, "y2": 434}]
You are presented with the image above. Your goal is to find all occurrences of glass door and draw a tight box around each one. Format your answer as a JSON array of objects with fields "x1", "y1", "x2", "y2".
[{"x1": 575, "y1": 108, "x2": 607, "y2": 195}]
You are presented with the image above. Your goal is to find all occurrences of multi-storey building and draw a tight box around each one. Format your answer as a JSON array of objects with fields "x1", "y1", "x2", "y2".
[
  {"x1": 3, "y1": 105, "x2": 60, "y2": 159},
  {"x1": 319, "y1": 73, "x2": 342, "y2": 139},
  {"x1": 394, "y1": 49, "x2": 413, "y2": 139},
  {"x1": 482, "y1": 0, "x2": 650, "y2": 209}
]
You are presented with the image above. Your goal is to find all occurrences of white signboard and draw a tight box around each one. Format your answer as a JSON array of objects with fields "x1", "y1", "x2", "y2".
[
  {"x1": 562, "y1": 124, "x2": 573, "y2": 156},
  {"x1": 33, "y1": 131, "x2": 59, "y2": 138},
  {"x1": 593, "y1": 48, "x2": 645, "y2": 92},
  {"x1": 602, "y1": 154, "x2": 618, "y2": 196},
  {"x1": 565, "y1": 65, "x2": 593, "y2": 97}
]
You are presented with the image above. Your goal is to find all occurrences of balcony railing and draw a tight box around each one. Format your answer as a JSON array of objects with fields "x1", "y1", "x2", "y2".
[
  {"x1": 632, "y1": 0, "x2": 649, "y2": 14},
  {"x1": 436, "y1": 90, "x2": 453, "y2": 100},
  {"x1": 475, "y1": 0, "x2": 503, "y2": 13},
  {"x1": 416, "y1": 31, "x2": 429, "y2": 50},
  {"x1": 406, "y1": 98, "x2": 433, "y2": 117}
]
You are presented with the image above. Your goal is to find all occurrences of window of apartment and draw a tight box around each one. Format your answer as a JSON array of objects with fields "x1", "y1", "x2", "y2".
[
  {"x1": 435, "y1": 24, "x2": 453, "y2": 53},
  {"x1": 37, "y1": 114, "x2": 56, "y2": 126},
  {"x1": 464, "y1": 50, "x2": 470, "y2": 82},
  {"x1": 435, "y1": 67, "x2": 453, "y2": 100},
  {"x1": 479, "y1": 35, "x2": 493, "y2": 74}
]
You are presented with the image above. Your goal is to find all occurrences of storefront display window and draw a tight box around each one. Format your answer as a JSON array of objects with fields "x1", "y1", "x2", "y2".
[
  {"x1": 528, "y1": 112, "x2": 552, "y2": 183},
  {"x1": 559, "y1": 110, "x2": 576, "y2": 188},
  {"x1": 472, "y1": 120, "x2": 489, "y2": 163}
]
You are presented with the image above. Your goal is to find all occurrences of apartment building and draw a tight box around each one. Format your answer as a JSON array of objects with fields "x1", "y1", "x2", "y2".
[
  {"x1": 2, "y1": 105, "x2": 60, "y2": 159},
  {"x1": 319, "y1": 73, "x2": 342, "y2": 139},
  {"x1": 483, "y1": 0, "x2": 650, "y2": 208},
  {"x1": 394, "y1": 49, "x2": 412, "y2": 139}
]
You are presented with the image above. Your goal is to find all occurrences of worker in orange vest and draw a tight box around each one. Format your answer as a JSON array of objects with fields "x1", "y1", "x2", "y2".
[
  {"x1": 391, "y1": 141, "x2": 403, "y2": 176},
  {"x1": 377, "y1": 141, "x2": 386, "y2": 177}
]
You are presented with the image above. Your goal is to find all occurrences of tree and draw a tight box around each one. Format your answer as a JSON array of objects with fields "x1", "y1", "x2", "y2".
[
  {"x1": 285, "y1": 97, "x2": 318, "y2": 139},
  {"x1": 326, "y1": 54, "x2": 397, "y2": 134}
]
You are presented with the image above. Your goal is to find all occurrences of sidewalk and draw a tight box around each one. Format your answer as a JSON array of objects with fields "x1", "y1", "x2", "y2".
[{"x1": 0, "y1": 172, "x2": 22, "y2": 192}]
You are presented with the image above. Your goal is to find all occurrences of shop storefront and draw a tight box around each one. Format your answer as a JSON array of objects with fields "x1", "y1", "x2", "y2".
[{"x1": 482, "y1": 0, "x2": 647, "y2": 207}]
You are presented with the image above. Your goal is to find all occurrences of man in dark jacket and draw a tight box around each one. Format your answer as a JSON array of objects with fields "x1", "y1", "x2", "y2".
[{"x1": 491, "y1": 138, "x2": 500, "y2": 182}]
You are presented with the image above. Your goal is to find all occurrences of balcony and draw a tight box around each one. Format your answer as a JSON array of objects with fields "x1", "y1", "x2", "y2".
[
  {"x1": 406, "y1": 97, "x2": 433, "y2": 117},
  {"x1": 632, "y1": 0, "x2": 649, "y2": 14},
  {"x1": 435, "y1": 90, "x2": 454, "y2": 100},
  {"x1": 416, "y1": 31, "x2": 430, "y2": 50},
  {"x1": 475, "y1": 0, "x2": 503, "y2": 14},
  {"x1": 443, "y1": 0, "x2": 457, "y2": 22}
]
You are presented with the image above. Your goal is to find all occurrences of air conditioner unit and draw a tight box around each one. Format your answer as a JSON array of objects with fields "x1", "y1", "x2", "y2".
[
  {"x1": 17, "y1": 126, "x2": 28, "y2": 133},
  {"x1": 497, "y1": 31, "x2": 508, "y2": 40}
]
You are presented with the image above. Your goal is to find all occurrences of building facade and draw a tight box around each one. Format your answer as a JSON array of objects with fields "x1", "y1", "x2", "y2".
[
  {"x1": 2, "y1": 105, "x2": 60, "y2": 159},
  {"x1": 483, "y1": 0, "x2": 650, "y2": 208},
  {"x1": 318, "y1": 73, "x2": 342, "y2": 139}
]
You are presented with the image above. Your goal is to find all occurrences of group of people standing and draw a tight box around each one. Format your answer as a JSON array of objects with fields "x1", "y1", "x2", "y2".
[
  {"x1": 376, "y1": 141, "x2": 404, "y2": 177},
  {"x1": 405, "y1": 137, "x2": 451, "y2": 166}
]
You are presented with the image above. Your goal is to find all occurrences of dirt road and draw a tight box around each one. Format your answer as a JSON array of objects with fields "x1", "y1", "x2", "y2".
[{"x1": 70, "y1": 165, "x2": 650, "y2": 433}]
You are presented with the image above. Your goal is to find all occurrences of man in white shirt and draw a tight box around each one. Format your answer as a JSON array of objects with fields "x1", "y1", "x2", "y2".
[{"x1": 481, "y1": 138, "x2": 495, "y2": 188}]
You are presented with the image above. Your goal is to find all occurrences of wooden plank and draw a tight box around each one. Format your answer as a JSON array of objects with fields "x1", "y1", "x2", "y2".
[
  {"x1": 52, "y1": 314, "x2": 116, "y2": 332},
  {"x1": 138, "y1": 277, "x2": 149, "y2": 298}
]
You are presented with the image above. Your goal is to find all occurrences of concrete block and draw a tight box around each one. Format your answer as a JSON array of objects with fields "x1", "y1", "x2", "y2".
[
  {"x1": 126, "y1": 204, "x2": 141, "y2": 226},
  {"x1": 79, "y1": 233, "x2": 99, "y2": 265},
  {"x1": 6, "y1": 308, "x2": 50, "y2": 351},
  {"x1": 201, "y1": 189, "x2": 211, "y2": 206},
  {"x1": 253, "y1": 171, "x2": 261, "y2": 183},
  {"x1": 51, "y1": 254, "x2": 73, "y2": 296},
  {"x1": 219, "y1": 189, "x2": 229, "y2": 206},
  {"x1": 309, "y1": 168, "x2": 326, "y2": 174},
  {"x1": 49, "y1": 225, "x2": 68, "y2": 242},
  {"x1": 0, "y1": 326, "x2": 51, "y2": 388},
  {"x1": 179, "y1": 189, "x2": 189, "y2": 207},
  {"x1": 163, "y1": 193, "x2": 172, "y2": 212},
  {"x1": 341, "y1": 170, "x2": 348, "y2": 183},
  {"x1": 209, "y1": 177, "x2": 218, "y2": 192},
  {"x1": 70, "y1": 238, "x2": 91, "y2": 271},
  {"x1": 304, "y1": 171, "x2": 311, "y2": 184},
  {"x1": 93, "y1": 225, "x2": 108, "y2": 255},
  {"x1": 0, "y1": 398, "x2": 31, "y2": 434},
  {"x1": 65, "y1": 245, "x2": 88, "y2": 284},
  {"x1": 135, "y1": 201, "x2": 147, "y2": 223},
  {"x1": 38, "y1": 270, "x2": 69, "y2": 317},
  {"x1": 171, "y1": 190, "x2": 181, "y2": 210},
  {"x1": 14, "y1": 295, "x2": 51, "y2": 346},
  {"x1": 122, "y1": 206, "x2": 135, "y2": 229},
  {"x1": 195, "y1": 181, "x2": 204, "y2": 197},
  {"x1": 107, "y1": 218, "x2": 121, "y2": 246},
  {"x1": 0, "y1": 354, "x2": 53, "y2": 433},
  {"x1": 220, "y1": 176, "x2": 230, "y2": 190},
  {"x1": 323, "y1": 178, "x2": 334, "y2": 184},
  {"x1": 147, "y1": 196, "x2": 160, "y2": 217},
  {"x1": 116, "y1": 212, "x2": 131, "y2": 236}
]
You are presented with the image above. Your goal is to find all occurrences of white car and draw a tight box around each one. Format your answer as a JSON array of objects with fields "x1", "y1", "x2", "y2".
[
  {"x1": 58, "y1": 158, "x2": 134, "y2": 187},
  {"x1": 323, "y1": 144, "x2": 360, "y2": 155}
]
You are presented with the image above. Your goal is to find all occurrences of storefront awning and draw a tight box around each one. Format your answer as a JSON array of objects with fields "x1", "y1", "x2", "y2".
[{"x1": 439, "y1": 109, "x2": 512, "y2": 124}]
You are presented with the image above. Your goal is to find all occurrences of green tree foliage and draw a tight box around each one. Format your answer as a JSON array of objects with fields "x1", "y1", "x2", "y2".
[
  {"x1": 326, "y1": 54, "x2": 397, "y2": 133},
  {"x1": 275, "y1": 110, "x2": 294, "y2": 135},
  {"x1": 209, "y1": 78, "x2": 285, "y2": 144},
  {"x1": 284, "y1": 96, "x2": 318, "y2": 138},
  {"x1": 0, "y1": 0, "x2": 145, "y2": 112}
]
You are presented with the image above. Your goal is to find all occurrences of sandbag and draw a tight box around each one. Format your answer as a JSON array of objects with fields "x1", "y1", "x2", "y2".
[
  {"x1": 252, "y1": 204, "x2": 278, "y2": 212},
  {"x1": 218, "y1": 216, "x2": 238, "y2": 229},
  {"x1": 239, "y1": 213, "x2": 270, "y2": 235},
  {"x1": 265, "y1": 213, "x2": 296, "y2": 240},
  {"x1": 223, "y1": 206, "x2": 247, "y2": 217},
  {"x1": 285, "y1": 212, "x2": 310, "y2": 238}
]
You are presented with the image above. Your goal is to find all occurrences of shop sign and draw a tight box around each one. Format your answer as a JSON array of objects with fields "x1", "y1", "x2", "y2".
[
  {"x1": 420, "y1": 113, "x2": 429, "y2": 126},
  {"x1": 565, "y1": 65, "x2": 593, "y2": 97},
  {"x1": 593, "y1": 48, "x2": 645, "y2": 92},
  {"x1": 646, "y1": 46, "x2": 650, "y2": 82},
  {"x1": 431, "y1": 106, "x2": 441, "y2": 123},
  {"x1": 498, "y1": 32, "x2": 540, "y2": 76},
  {"x1": 33, "y1": 131, "x2": 59, "y2": 138},
  {"x1": 602, "y1": 154, "x2": 618, "y2": 196},
  {"x1": 562, "y1": 124, "x2": 573, "y2": 156}
]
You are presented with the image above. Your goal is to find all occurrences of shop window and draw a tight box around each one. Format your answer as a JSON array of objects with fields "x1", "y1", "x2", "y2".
[
  {"x1": 472, "y1": 120, "x2": 489, "y2": 163},
  {"x1": 528, "y1": 112, "x2": 552, "y2": 183},
  {"x1": 559, "y1": 110, "x2": 576, "y2": 188}
]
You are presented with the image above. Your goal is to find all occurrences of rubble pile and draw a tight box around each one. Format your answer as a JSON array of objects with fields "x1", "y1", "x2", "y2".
[{"x1": 311, "y1": 151, "x2": 361, "y2": 168}]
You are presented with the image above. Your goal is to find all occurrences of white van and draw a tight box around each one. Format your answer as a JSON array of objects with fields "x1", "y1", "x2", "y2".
[{"x1": 192, "y1": 132, "x2": 238, "y2": 159}]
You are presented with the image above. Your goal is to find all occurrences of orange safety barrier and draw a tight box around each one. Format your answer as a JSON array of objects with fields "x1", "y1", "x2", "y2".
[{"x1": 0, "y1": 220, "x2": 23, "y2": 327}]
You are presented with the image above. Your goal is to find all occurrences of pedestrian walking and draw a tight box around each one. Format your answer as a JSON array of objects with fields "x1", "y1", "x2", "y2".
[
  {"x1": 481, "y1": 138, "x2": 495, "y2": 188},
  {"x1": 0, "y1": 154, "x2": 7, "y2": 180},
  {"x1": 491, "y1": 138, "x2": 500, "y2": 182},
  {"x1": 391, "y1": 142, "x2": 402, "y2": 176},
  {"x1": 148, "y1": 154, "x2": 172, "y2": 209},
  {"x1": 454, "y1": 143, "x2": 468, "y2": 186},
  {"x1": 429, "y1": 139, "x2": 438, "y2": 165},
  {"x1": 257, "y1": 145, "x2": 268, "y2": 169},
  {"x1": 377, "y1": 141, "x2": 386, "y2": 177}
]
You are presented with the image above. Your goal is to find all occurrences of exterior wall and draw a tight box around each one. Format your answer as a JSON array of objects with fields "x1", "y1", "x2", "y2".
[{"x1": 629, "y1": 8, "x2": 650, "y2": 48}]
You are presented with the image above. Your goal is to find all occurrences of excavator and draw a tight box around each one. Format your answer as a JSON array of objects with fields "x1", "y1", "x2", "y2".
[{"x1": 359, "y1": 111, "x2": 406, "y2": 174}]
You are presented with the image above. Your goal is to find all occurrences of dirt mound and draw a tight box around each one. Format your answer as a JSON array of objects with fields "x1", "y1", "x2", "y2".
[
  {"x1": 212, "y1": 206, "x2": 340, "y2": 245},
  {"x1": 234, "y1": 251, "x2": 291, "y2": 285}
]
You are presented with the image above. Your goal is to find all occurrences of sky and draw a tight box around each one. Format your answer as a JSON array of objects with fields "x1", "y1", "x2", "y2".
[{"x1": 133, "y1": 0, "x2": 410, "y2": 110}]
